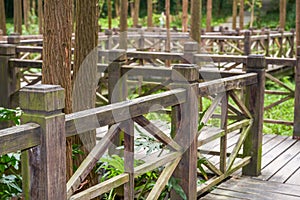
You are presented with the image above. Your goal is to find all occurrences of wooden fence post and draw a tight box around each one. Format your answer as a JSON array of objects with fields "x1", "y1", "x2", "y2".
[
  {"x1": 171, "y1": 64, "x2": 198, "y2": 200},
  {"x1": 242, "y1": 55, "x2": 266, "y2": 176},
  {"x1": 0, "y1": 43, "x2": 17, "y2": 128},
  {"x1": 20, "y1": 84, "x2": 66, "y2": 199},
  {"x1": 138, "y1": 29, "x2": 145, "y2": 50},
  {"x1": 105, "y1": 29, "x2": 113, "y2": 50},
  {"x1": 244, "y1": 30, "x2": 251, "y2": 55},
  {"x1": 265, "y1": 30, "x2": 270, "y2": 57},
  {"x1": 183, "y1": 41, "x2": 198, "y2": 64},
  {"x1": 279, "y1": 28, "x2": 284, "y2": 57},
  {"x1": 293, "y1": 47, "x2": 300, "y2": 139},
  {"x1": 290, "y1": 29, "x2": 295, "y2": 58}
]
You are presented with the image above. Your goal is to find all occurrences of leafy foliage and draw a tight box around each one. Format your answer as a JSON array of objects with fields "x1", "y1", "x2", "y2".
[{"x1": 0, "y1": 108, "x2": 23, "y2": 199}]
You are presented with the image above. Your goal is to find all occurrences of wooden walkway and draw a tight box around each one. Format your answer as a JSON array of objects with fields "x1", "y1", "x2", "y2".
[
  {"x1": 199, "y1": 133, "x2": 300, "y2": 199},
  {"x1": 97, "y1": 121, "x2": 300, "y2": 199}
]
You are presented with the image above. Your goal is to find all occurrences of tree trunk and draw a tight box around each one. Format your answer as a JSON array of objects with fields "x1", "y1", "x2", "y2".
[
  {"x1": 108, "y1": 0, "x2": 112, "y2": 29},
  {"x1": 73, "y1": 0, "x2": 99, "y2": 190},
  {"x1": 0, "y1": 0, "x2": 6, "y2": 35},
  {"x1": 133, "y1": 0, "x2": 140, "y2": 27},
  {"x1": 38, "y1": 0, "x2": 43, "y2": 34},
  {"x1": 14, "y1": 0, "x2": 22, "y2": 34},
  {"x1": 23, "y1": 0, "x2": 30, "y2": 31},
  {"x1": 191, "y1": 0, "x2": 201, "y2": 44},
  {"x1": 249, "y1": 0, "x2": 255, "y2": 28},
  {"x1": 130, "y1": 1, "x2": 134, "y2": 24},
  {"x1": 297, "y1": 0, "x2": 300, "y2": 46},
  {"x1": 42, "y1": 0, "x2": 73, "y2": 179},
  {"x1": 232, "y1": 0, "x2": 237, "y2": 29},
  {"x1": 182, "y1": 0, "x2": 188, "y2": 32},
  {"x1": 165, "y1": 0, "x2": 171, "y2": 67},
  {"x1": 239, "y1": 0, "x2": 244, "y2": 29},
  {"x1": 206, "y1": 0, "x2": 212, "y2": 32},
  {"x1": 115, "y1": 0, "x2": 120, "y2": 18},
  {"x1": 147, "y1": 0, "x2": 153, "y2": 28},
  {"x1": 120, "y1": 0, "x2": 128, "y2": 49},
  {"x1": 279, "y1": 0, "x2": 286, "y2": 29}
]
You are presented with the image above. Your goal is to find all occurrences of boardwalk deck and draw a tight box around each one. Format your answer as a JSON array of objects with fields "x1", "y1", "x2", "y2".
[
  {"x1": 97, "y1": 121, "x2": 300, "y2": 189},
  {"x1": 199, "y1": 134, "x2": 300, "y2": 199}
]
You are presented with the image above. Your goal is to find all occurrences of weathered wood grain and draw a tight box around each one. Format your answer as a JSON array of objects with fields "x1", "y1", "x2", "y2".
[{"x1": 0, "y1": 123, "x2": 40, "y2": 155}]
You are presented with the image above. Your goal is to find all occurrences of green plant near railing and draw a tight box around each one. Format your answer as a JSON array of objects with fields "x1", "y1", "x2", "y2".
[
  {"x1": 0, "y1": 107, "x2": 23, "y2": 200},
  {"x1": 96, "y1": 154, "x2": 187, "y2": 200}
]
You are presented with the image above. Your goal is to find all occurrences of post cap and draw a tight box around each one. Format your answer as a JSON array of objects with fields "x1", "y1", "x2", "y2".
[
  {"x1": 246, "y1": 54, "x2": 266, "y2": 70},
  {"x1": 184, "y1": 42, "x2": 198, "y2": 52},
  {"x1": 7, "y1": 33, "x2": 20, "y2": 44},
  {"x1": 0, "y1": 44, "x2": 16, "y2": 56},
  {"x1": 20, "y1": 84, "x2": 65, "y2": 113},
  {"x1": 172, "y1": 64, "x2": 199, "y2": 82}
]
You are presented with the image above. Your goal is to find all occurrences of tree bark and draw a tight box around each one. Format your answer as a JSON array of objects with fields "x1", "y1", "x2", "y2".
[
  {"x1": 73, "y1": 0, "x2": 99, "y2": 190},
  {"x1": 249, "y1": 0, "x2": 255, "y2": 28},
  {"x1": 133, "y1": 0, "x2": 140, "y2": 27},
  {"x1": 38, "y1": 0, "x2": 43, "y2": 34},
  {"x1": 115, "y1": 0, "x2": 120, "y2": 18},
  {"x1": 147, "y1": 0, "x2": 153, "y2": 28},
  {"x1": 108, "y1": 0, "x2": 112, "y2": 29},
  {"x1": 14, "y1": 0, "x2": 22, "y2": 34},
  {"x1": 165, "y1": 0, "x2": 171, "y2": 67},
  {"x1": 279, "y1": 0, "x2": 286, "y2": 29},
  {"x1": 42, "y1": 0, "x2": 73, "y2": 179},
  {"x1": 232, "y1": 0, "x2": 237, "y2": 29},
  {"x1": 297, "y1": 0, "x2": 300, "y2": 46},
  {"x1": 239, "y1": 0, "x2": 244, "y2": 29},
  {"x1": 0, "y1": 0, "x2": 6, "y2": 35},
  {"x1": 206, "y1": 0, "x2": 212, "y2": 32},
  {"x1": 191, "y1": 0, "x2": 201, "y2": 44},
  {"x1": 120, "y1": 0, "x2": 128, "y2": 49},
  {"x1": 182, "y1": 0, "x2": 188, "y2": 32},
  {"x1": 23, "y1": 0, "x2": 30, "y2": 31}
]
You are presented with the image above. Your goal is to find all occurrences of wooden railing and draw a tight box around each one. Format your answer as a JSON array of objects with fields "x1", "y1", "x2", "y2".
[{"x1": 0, "y1": 57, "x2": 263, "y2": 199}]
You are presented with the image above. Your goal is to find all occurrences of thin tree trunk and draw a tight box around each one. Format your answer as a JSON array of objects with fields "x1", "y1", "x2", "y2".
[
  {"x1": 249, "y1": 0, "x2": 255, "y2": 28},
  {"x1": 73, "y1": 0, "x2": 99, "y2": 190},
  {"x1": 239, "y1": 0, "x2": 244, "y2": 29},
  {"x1": 182, "y1": 0, "x2": 188, "y2": 32},
  {"x1": 232, "y1": 0, "x2": 237, "y2": 29},
  {"x1": 191, "y1": 0, "x2": 201, "y2": 44},
  {"x1": 38, "y1": 0, "x2": 43, "y2": 34},
  {"x1": 0, "y1": 0, "x2": 6, "y2": 35},
  {"x1": 23, "y1": 0, "x2": 30, "y2": 31},
  {"x1": 120, "y1": 0, "x2": 128, "y2": 49},
  {"x1": 133, "y1": 0, "x2": 140, "y2": 27},
  {"x1": 42, "y1": 0, "x2": 73, "y2": 179},
  {"x1": 279, "y1": 0, "x2": 286, "y2": 29},
  {"x1": 115, "y1": 0, "x2": 120, "y2": 18},
  {"x1": 130, "y1": 1, "x2": 134, "y2": 24},
  {"x1": 297, "y1": 0, "x2": 300, "y2": 46},
  {"x1": 165, "y1": 0, "x2": 171, "y2": 67},
  {"x1": 14, "y1": 0, "x2": 22, "y2": 34},
  {"x1": 206, "y1": 0, "x2": 212, "y2": 32},
  {"x1": 108, "y1": 0, "x2": 112, "y2": 29},
  {"x1": 147, "y1": 0, "x2": 153, "y2": 28}
]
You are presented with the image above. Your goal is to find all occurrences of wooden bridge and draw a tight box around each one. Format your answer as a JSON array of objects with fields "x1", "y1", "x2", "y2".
[{"x1": 0, "y1": 31, "x2": 300, "y2": 199}]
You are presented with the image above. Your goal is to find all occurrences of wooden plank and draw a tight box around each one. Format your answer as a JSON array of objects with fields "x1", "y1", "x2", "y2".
[
  {"x1": 269, "y1": 148, "x2": 300, "y2": 183},
  {"x1": 9, "y1": 59, "x2": 43, "y2": 68},
  {"x1": 146, "y1": 157, "x2": 181, "y2": 200},
  {"x1": 200, "y1": 193, "x2": 248, "y2": 200},
  {"x1": 65, "y1": 88, "x2": 186, "y2": 136},
  {"x1": 69, "y1": 174, "x2": 129, "y2": 200},
  {"x1": 198, "y1": 73, "x2": 257, "y2": 96},
  {"x1": 286, "y1": 167, "x2": 300, "y2": 185},
  {"x1": 67, "y1": 124, "x2": 121, "y2": 199},
  {"x1": 221, "y1": 177, "x2": 300, "y2": 197},
  {"x1": 127, "y1": 51, "x2": 185, "y2": 61},
  {"x1": 0, "y1": 123, "x2": 40, "y2": 155},
  {"x1": 16, "y1": 46, "x2": 43, "y2": 53},
  {"x1": 260, "y1": 141, "x2": 300, "y2": 180},
  {"x1": 261, "y1": 137, "x2": 297, "y2": 169},
  {"x1": 228, "y1": 91, "x2": 252, "y2": 119}
]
